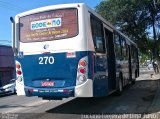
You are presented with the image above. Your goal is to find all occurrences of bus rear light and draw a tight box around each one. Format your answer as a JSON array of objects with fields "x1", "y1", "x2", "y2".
[
  {"x1": 16, "y1": 64, "x2": 21, "y2": 69},
  {"x1": 76, "y1": 56, "x2": 88, "y2": 85},
  {"x1": 17, "y1": 76, "x2": 23, "y2": 82},
  {"x1": 79, "y1": 68, "x2": 86, "y2": 74},
  {"x1": 78, "y1": 75, "x2": 87, "y2": 84},
  {"x1": 63, "y1": 89, "x2": 70, "y2": 93},
  {"x1": 17, "y1": 70, "x2": 22, "y2": 75},
  {"x1": 79, "y1": 60, "x2": 87, "y2": 66}
]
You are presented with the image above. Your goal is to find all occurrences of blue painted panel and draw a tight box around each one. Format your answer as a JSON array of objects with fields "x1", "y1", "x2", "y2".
[
  {"x1": 16, "y1": 51, "x2": 110, "y2": 98},
  {"x1": 16, "y1": 51, "x2": 95, "y2": 98},
  {"x1": 93, "y1": 76, "x2": 109, "y2": 97},
  {"x1": 93, "y1": 55, "x2": 109, "y2": 97},
  {"x1": 16, "y1": 51, "x2": 90, "y2": 88}
]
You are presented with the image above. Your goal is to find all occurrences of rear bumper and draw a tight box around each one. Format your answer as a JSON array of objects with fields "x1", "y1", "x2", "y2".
[
  {"x1": 75, "y1": 79, "x2": 93, "y2": 97},
  {"x1": 25, "y1": 87, "x2": 75, "y2": 98},
  {"x1": 25, "y1": 79, "x2": 93, "y2": 99}
]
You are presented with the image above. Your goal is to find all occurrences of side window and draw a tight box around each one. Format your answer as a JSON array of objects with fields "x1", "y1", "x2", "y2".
[
  {"x1": 131, "y1": 45, "x2": 138, "y2": 61},
  {"x1": 114, "y1": 34, "x2": 121, "y2": 59},
  {"x1": 90, "y1": 15, "x2": 105, "y2": 53},
  {"x1": 121, "y1": 37, "x2": 127, "y2": 59},
  {"x1": 126, "y1": 45, "x2": 129, "y2": 60},
  {"x1": 131, "y1": 45, "x2": 134, "y2": 60}
]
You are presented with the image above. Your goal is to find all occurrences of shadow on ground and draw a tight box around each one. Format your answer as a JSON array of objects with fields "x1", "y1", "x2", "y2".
[
  {"x1": 46, "y1": 79, "x2": 160, "y2": 114},
  {"x1": 0, "y1": 93, "x2": 15, "y2": 98}
]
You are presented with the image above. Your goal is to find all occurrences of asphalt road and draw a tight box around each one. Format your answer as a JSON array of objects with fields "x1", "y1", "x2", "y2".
[{"x1": 0, "y1": 69, "x2": 159, "y2": 119}]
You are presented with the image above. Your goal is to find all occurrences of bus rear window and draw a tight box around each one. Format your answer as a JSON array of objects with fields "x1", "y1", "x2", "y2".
[{"x1": 19, "y1": 8, "x2": 78, "y2": 42}]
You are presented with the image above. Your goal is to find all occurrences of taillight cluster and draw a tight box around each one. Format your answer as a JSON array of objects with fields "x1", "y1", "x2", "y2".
[
  {"x1": 16, "y1": 63, "x2": 22, "y2": 75},
  {"x1": 79, "y1": 60, "x2": 87, "y2": 74},
  {"x1": 76, "y1": 57, "x2": 88, "y2": 85},
  {"x1": 16, "y1": 61, "x2": 23, "y2": 82}
]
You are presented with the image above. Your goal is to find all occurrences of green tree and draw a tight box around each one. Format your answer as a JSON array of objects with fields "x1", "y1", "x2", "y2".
[{"x1": 96, "y1": 0, "x2": 160, "y2": 59}]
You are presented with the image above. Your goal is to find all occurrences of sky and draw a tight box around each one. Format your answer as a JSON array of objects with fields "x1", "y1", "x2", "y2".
[{"x1": 0, "y1": 0, "x2": 102, "y2": 45}]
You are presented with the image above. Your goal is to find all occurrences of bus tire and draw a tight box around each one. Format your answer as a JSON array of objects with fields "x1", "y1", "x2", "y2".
[{"x1": 116, "y1": 75, "x2": 123, "y2": 95}]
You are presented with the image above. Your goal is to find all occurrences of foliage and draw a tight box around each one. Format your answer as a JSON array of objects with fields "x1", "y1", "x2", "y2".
[
  {"x1": 139, "y1": 53, "x2": 150, "y2": 65},
  {"x1": 95, "y1": 0, "x2": 160, "y2": 58}
]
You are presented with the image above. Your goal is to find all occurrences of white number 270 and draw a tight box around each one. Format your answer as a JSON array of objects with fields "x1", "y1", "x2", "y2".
[{"x1": 39, "y1": 56, "x2": 54, "y2": 64}]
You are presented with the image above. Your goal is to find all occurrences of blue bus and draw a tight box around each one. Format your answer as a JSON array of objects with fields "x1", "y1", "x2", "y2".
[{"x1": 11, "y1": 3, "x2": 139, "y2": 100}]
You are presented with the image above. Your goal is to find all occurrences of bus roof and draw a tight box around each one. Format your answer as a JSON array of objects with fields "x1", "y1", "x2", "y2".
[{"x1": 16, "y1": 3, "x2": 85, "y2": 18}]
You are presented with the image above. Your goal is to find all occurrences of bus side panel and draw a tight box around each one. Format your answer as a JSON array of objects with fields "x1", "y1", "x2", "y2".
[{"x1": 93, "y1": 54, "x2": 109, "y2": 97}]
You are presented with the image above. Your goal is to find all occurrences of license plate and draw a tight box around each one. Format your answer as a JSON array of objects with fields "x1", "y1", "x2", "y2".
[{"x1": 41, "y1": 81, "x2": 54, "y2": 87}]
